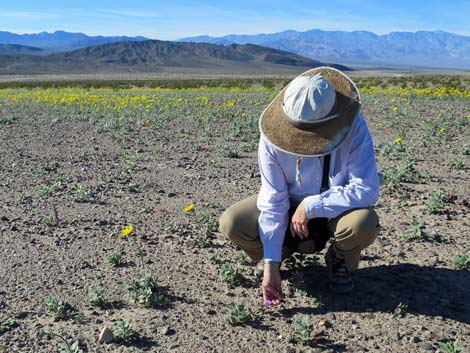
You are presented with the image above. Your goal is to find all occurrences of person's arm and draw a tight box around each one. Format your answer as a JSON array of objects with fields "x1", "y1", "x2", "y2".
[
  {"x1": 257, "y1": 136, "x2": 290, "y2": 305},
  {"x1": 303, "y1": 116, "x2": 380, "y2": 219},
  {"x1": 257, "y1": 136, "x2": 290, "y2": 262}
]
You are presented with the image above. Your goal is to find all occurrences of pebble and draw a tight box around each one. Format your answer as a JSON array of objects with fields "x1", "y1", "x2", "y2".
[
  {"x1": 418, "y1": 342, "x2": 434, "y2": 351},
  {"x1": 158, "y1": 325, "x2": 171, "y2": 335},
  {"x1": 98, "y1": 326, "x2": 114, "y2": 344}
]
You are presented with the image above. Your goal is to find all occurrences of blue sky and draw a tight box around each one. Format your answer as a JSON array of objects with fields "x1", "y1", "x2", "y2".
[{"x1": 1, "y1": 0, "x2": 469, "y2": 39}]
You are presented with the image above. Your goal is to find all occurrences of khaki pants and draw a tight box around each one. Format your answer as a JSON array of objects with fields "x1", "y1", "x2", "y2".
[{"x1": 219, "y1": 195, "x2": 379, "y2": 272}]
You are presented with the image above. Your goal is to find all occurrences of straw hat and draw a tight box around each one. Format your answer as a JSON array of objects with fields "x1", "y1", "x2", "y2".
[{"x1": 259, "y1": 66, "x2": 361, "y2": 156}]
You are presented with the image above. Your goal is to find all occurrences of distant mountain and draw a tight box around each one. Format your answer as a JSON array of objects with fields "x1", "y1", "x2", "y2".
[
  {"x1": 0, "y1": 40, "x2": 351, "y2": 75},
  {"x1": 179, "y1": 29, "x2": 470, "y2": 70},
  {"x1": 0, "y1": 43, "x2": 44, "y2": 55},
  {"x1": 0, "y1": 30, "x2": 148, "y2": 52}
]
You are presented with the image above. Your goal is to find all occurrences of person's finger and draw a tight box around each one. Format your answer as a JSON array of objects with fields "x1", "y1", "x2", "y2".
[
  {"x1": 263, "y1": 286, "x2": 282, "y2": 306},
  {"x1": 271, "y1": 298, "x2": 281, "y2": 305},
  {"x1": 301, "y1": 223, "x2": 309, "y2": 238},
  {"x1": 295, "y1": 223, "x2": 305, "y2": 239},
  {"x1": 290, "y1": 223, "x2": 296, "y2": 238}
]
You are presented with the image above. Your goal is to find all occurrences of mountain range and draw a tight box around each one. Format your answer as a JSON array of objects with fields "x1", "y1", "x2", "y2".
[
  {"x1": 0, "y1": 40, "x2": 348, "y2": 75},
  {"x1": 179, "y1": 29, "x2": 470, "y2": 70},
  {"x1": 0, "y1": 30, "x2": 148, "y2": 52},
  {"x1": 1, "y1": 29, "x2": 469, "y2": 72}
]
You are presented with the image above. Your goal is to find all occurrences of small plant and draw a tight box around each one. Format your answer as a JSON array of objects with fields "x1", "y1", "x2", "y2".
[
  {"x1": 73, "y1": 183, "x2": 94, "y2": 203},
  {"x1": 107, "y1": 251, "x2": 125, "y2": 267},
  {"x1": 218, "y1": 144, "x2": 240, "y2": 158},
  {"x1": 208, "y1": 250, "x2": 223, "y2": 264},
  {"x1": 426, "y1": 190, "x2": 446, "y2": 214},
  {"x1": 88, "y1": 284, "x2": 106, "y2": 308},
  {"x1": 219, "y1": 263, "x2": 244, "y2": 285},
  {"x1": 71, "y1": 313, "x2": 85, "y2": 325},
  {"x1": 124, "y1": 182, "x2": 138, "y2": 193},
  {"x1": 120, "y1": 224, "x2": 145, "y2": 269},
  {"x1": 37, "y1": 181, "x2": 64, "y2": 197},
  {"x1": 195, "y1": 226, "x2": 210, "y2": 248},
  {"x1": 58, "y1": 339, "x2": 83, "y2": 353},
  {"x1": 234, "y1": 251, "x2": 248, "y2": 264},
  {"x1": 199, "y1": 211, "x2": 218, "y2": 231},
  {"x1": 127, "y1": 272, "x2": 168, "y2": 308},
  {"x1": 165, "y1": 221, "x2": 182, "y2": 235},
  {"x1": 227, "y1": 301, "x2": 251, "y2": 326},
  {"x1": 449, "y1": 158, "x2": 464, "y2": 170},
  {"x1": 17, "y1": 192, "x2": 31, "y2": 205},
  {"x1": 292, "y1": 316, "x2": 314, "y2": 345},
  {"x1": 383, "y1": 157, "x2": 421, "y2": 186},
  {"x1": 42, "y1": 215, "x2": 56, "y2": 227},
  {"x1": 113, "y1": 320, "x2": 138, "y2": 343},
  {"x1": 437, "y1": 339, "x2": 462, "y2": 353},
  {"x1": 45, "y1": 296, "x2": 66, "y2": 318},
  {"x1": 452, "y1": 253, "x2": 470, "y2": 270},
  {"x1": 400, "y1": 217, "x2": 425, "y2": 242},
  {"x1": 37, "y1": 161, "x2": 59, "y2": 175},
  {"x1": 42, "y1": 329, "x2": 83, "y2": 353},
  {"x1": 0, "y1": 318, "x2": 17, "y2": 334}
]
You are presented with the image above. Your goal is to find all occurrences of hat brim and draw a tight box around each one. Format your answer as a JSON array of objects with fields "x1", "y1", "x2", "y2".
[{"x1": 259, "y1": 67, "x2": 361, "y2": 157}]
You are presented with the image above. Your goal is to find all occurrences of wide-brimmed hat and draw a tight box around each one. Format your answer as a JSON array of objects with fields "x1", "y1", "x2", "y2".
[{"x1": 259, "y1": 66, "x2": 361, "y2": 156}]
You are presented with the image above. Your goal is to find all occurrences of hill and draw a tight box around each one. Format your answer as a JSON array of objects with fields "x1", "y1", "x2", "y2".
[
  {"x1": 0, "y1": 43, "x2": 45, "y2": 55},
  {"x1": 0, "y1": 40, "x2": 350, "y2": 75}
]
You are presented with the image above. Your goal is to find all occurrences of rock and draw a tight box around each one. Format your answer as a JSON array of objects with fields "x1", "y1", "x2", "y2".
[
  {"x1": 98, "y1": 326, "x2": 114, "y2": 344},
  {"x1": 158, "y1": 325, "x2": 171, "y2": 335},
  {"x1": 418, "y1": 342, "x2": 434, "y2": 351},
  {"x1": 410, "y1": 336, "x2": 421, "y2": 343}
]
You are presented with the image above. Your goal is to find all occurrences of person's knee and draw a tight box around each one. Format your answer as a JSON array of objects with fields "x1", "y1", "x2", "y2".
[
  {"x1": 334, "y1": 208, "x2": 379, "y2": 251},
  {"x1": 219, "y1": 209, "x2": 236, "y2": 241}
]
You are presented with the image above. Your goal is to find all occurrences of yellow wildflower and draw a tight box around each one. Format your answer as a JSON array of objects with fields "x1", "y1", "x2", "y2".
[
  {"x1": 439, "y1": 127, "x2": 445, "y2": 133},
  {"x1": 121, "y1": 224, "x2": 134, "y2": 237},
  {"x1": 377, "y1": 122, "x2": 383, "y2": 127},
  {"x1": 184, "y1": 203, "x2": 195, "y2": 212},
  {"x1": 391, "y1": 106, "x2": 398, "y2": 111},
  {"x1": 121, "y1": 224, "x2": 134, "y2": 238},
  {"x1": 394, "y1": 136, "x2": 403, "y2": 143}
]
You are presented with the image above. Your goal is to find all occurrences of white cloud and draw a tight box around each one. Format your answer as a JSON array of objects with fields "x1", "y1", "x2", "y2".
[
  {"x1": 96, "y1": 9, "x2": 161, "y2": 18},
  {"x1": 0, "y1": 11, "x2": 62, "y2": 20}
]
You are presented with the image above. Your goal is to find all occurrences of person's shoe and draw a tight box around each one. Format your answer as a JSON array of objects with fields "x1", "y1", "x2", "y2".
[{"x1": 325, "y1": 246, "x2": 354, "y2": 294}]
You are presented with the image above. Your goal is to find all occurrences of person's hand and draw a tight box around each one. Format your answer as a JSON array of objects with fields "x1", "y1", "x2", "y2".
[
  {"x1": 262, "y1": 262, "x2": 282, "y2": 306},
  {"x1": 290, "y1": 202, "x2": 309, "y2": 239}
]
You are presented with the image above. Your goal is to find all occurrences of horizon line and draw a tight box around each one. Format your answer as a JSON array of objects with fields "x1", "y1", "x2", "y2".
[{"x1": 1, "y1": 28, "x2": 469, "y2": 40}]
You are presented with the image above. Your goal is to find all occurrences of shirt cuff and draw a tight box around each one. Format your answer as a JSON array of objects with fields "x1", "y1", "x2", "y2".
[
  {"x1": 303, "y1": 194, "x2": 324, "y2": 219},
  {"x1": 263, "y1": 245, "x2": 283, "y2": 263}
]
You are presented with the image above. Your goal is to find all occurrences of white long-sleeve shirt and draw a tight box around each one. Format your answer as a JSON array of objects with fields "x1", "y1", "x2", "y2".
[{"x1": 257, "y1": 115, "x2": 380, "y2": 262}]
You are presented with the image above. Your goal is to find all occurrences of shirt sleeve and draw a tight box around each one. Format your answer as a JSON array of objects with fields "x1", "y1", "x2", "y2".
[
  {"x1": 303, "y1": 116, "x2": 380, "y2": 219},
  {"x1": 257, "y1": 137, "x2": 290, "y2": 262}
]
